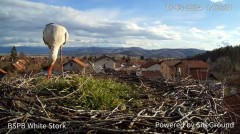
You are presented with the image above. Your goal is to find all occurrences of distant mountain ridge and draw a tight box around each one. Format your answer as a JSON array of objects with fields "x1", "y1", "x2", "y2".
[{"x1": 0, "y1": 46, "x2": 205, "y2": 58}]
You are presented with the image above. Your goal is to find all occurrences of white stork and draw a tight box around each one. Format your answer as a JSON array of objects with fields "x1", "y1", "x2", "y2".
[{"x1": 43, "y1": 23, "x2": 69, "y2": 79}]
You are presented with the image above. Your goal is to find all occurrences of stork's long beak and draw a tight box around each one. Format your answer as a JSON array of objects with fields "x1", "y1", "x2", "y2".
[{"x1": 47, "y1": 63, "x2": 54, "y2": 79}]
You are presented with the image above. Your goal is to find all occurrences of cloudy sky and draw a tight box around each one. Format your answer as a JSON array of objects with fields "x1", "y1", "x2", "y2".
[{"x1": 0, "y1": 0, "x2": 239, "y2": 50}]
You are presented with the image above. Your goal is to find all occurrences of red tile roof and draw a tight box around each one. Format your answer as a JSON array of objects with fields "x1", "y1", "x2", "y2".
[
  {"x1": 13, "y1": 59, "x2": 28, "y2": 71},
  {"x1": 134, "y1": 61, "x2": 146, "y2": 66},
  {"x1": 17, "y1": 59, "x2": 28, "y2": 65},
  {"x1": 0, "y1": 69, "x2": 7, "y2": 74},
  {"x1": 64, "y1": 58, "x2": 87, "y2": 68},
  {"x1": 185, "y1": 60, "x2": 209, "y2": 68},
  {"x1": 72, "y1": 58, "x2": 88, "y2": 68},
  {"x1": 162, "y1": 60, "x2": 181, "y2": 67}
]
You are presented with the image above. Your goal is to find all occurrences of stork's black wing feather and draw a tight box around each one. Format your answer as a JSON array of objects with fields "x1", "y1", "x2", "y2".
[
  {"x1": 43, "y1": 30, "x2": 47, "y2": 44},
  {"x1": 46, "y1": 23, "x2": 54, "y2": 26}
]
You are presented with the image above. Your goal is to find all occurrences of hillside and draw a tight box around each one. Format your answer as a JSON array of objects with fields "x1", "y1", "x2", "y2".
[
  {"x1": 64, "y1": 47, "x2": 205, "y2": 58},
  {"x1": 191, "y1": 45, "x2": 240, "y2": 85},
  {"x1": 191, "y1": 45, "x2": 240, "y2": 63},
  {"x1": 0, "y1": 46, "x2": 205, "y2": 58}
]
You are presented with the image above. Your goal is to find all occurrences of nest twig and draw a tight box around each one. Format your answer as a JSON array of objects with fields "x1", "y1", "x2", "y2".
[{"x1": 0, "y1": 74, "x2": 238, "y2": 133}]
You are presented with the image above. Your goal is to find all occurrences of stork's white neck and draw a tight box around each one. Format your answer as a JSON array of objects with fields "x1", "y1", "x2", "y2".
[{"x1": 50, "y1": 45, "x2": 60, "y2": 64}]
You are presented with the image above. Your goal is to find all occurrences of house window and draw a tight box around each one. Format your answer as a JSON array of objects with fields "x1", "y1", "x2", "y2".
[
  {"x1": 70, "y1": 63, "x2": 73, "y2": 66},
  {"x1": 177, "y1": 67, "x2": 182, "y2": 76}
]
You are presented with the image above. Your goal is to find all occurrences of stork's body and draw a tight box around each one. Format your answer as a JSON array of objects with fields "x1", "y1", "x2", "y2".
[{"x1": 43, "y1": 23, "x2": 69, "y2": 79}]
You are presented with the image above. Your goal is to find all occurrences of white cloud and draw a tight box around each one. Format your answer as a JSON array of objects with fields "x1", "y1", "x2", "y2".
[
  {"x1": 0, "y1": 0, "x2": 179, "y2": 47},
  {"x1": 216, "y1": 25, "x2": 225, "y2": 30}
]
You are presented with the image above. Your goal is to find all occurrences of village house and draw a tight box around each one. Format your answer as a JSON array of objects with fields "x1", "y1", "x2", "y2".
[
  {"x1": 160, "y1": 60, "x2": 181, "y2": 79},
  {"x1": 30, "y1": 57, "x2": 44, "y2": 65},
  {"x1": 119, "y1": 66, "x2": 137, "y2": 75},
  {"x1": 63, "y1": 57, "x2": 88, "y2": 74},
  {"x1": 93, "y1": 55, "x2": 116, "y2": 72},
  {"x1": 175, "y1": 60, "x2": 209, "y2": 80},
  {"x1": 141, "y1": 61, "x2": 161, "y2": 71},
  {"x1": 12, "y1": 59, "x2": 29, "y2": 71},
  {"x1": 114, "y1": 61, "x2": 138, "y2": 76},
  {"x1": 160, "y1": 60, "x2": 209, "y2": 80},
  {"x1": 134, "y1": 60, "x2": 146, "y2": 67},
  {"x1": 115, "y1": 60, "x2": 163, "y2": 79},
  {"x1": 131, "y1": 61, "x2": 146, "y2": 76},
  {"x1": 0, "y1": 68, "x2": 7, "y2": 79},
  {"x1": 0, "y1": 56, "x2": 7, "y2": 61},
  {"x1": 136, "y1": 61, "x2": 162, "y2": 78}
]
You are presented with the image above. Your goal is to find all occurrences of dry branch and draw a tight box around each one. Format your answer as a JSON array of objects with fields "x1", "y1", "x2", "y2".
[{"x1": 0, "y1": 74, "x2": 238, "y2": 133}]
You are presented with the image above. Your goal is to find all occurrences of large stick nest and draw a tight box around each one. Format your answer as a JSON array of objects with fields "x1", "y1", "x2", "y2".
[{"x1": 0, "y1": 74, "x2": 239, "y2": 133}]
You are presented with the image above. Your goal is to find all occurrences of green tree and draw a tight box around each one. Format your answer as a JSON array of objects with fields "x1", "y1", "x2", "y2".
[
  {"x1": 140, "y1": 56, "x2": 144, "y2": 60},
  {"x1": 206, "y1": 57, "x2": 211, "y2": 63},
  {"x1": 126, "y1": 55, "x2": 131, "y2": 63},
  {"x1": 212, "y1": 56, "x2": 232, "y2": 74},
  {"x1": 122, "y1": 56, "x2": 126, "y2": 61},
  {"x1": 88, "y1": 55, "x2": 93, "y2": 61},
  {"x1": 10, "y1": 46, "x2": 17, "y2": 61},
  {"x1": 83, "y1": 55, "x2": 87, "y2": 60}
]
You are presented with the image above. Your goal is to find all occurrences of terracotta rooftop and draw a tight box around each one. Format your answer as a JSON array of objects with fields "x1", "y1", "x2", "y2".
[
  {"x1": 134, "y1": 61, "x2": 146, "y2": 66},
  {"x1": 0, "y1": 69, "x2": 7, "y2": 74},
  {"x1": 17, "y1": 59, "x2": 28, "y2": 65},
  {"x1": 185, "y1": 60, "x2": 209, "y2": 68},
  {"x1": 64, "y1": 58, "x2": 87, "y2": 68},
  {"x1": 162, "y1": 60, "x2": 181, "y2": 67},
  {"x1": 72, "y1": 58, "x2": 88, "y2": 68},
  {"x1": 12, "y1": 59, "x2": 28, "y2": 71}
]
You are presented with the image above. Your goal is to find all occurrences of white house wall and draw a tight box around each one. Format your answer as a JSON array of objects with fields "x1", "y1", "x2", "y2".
[
  {"x1": 145, "y1": 64, "x2": 160, "y2": 71},
  {"x1": 94, "y1": 58, "x2": 115, "y2": 69},
  {"x1": 64, "y1": 61, "x2": 85, "y2": 74}
]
